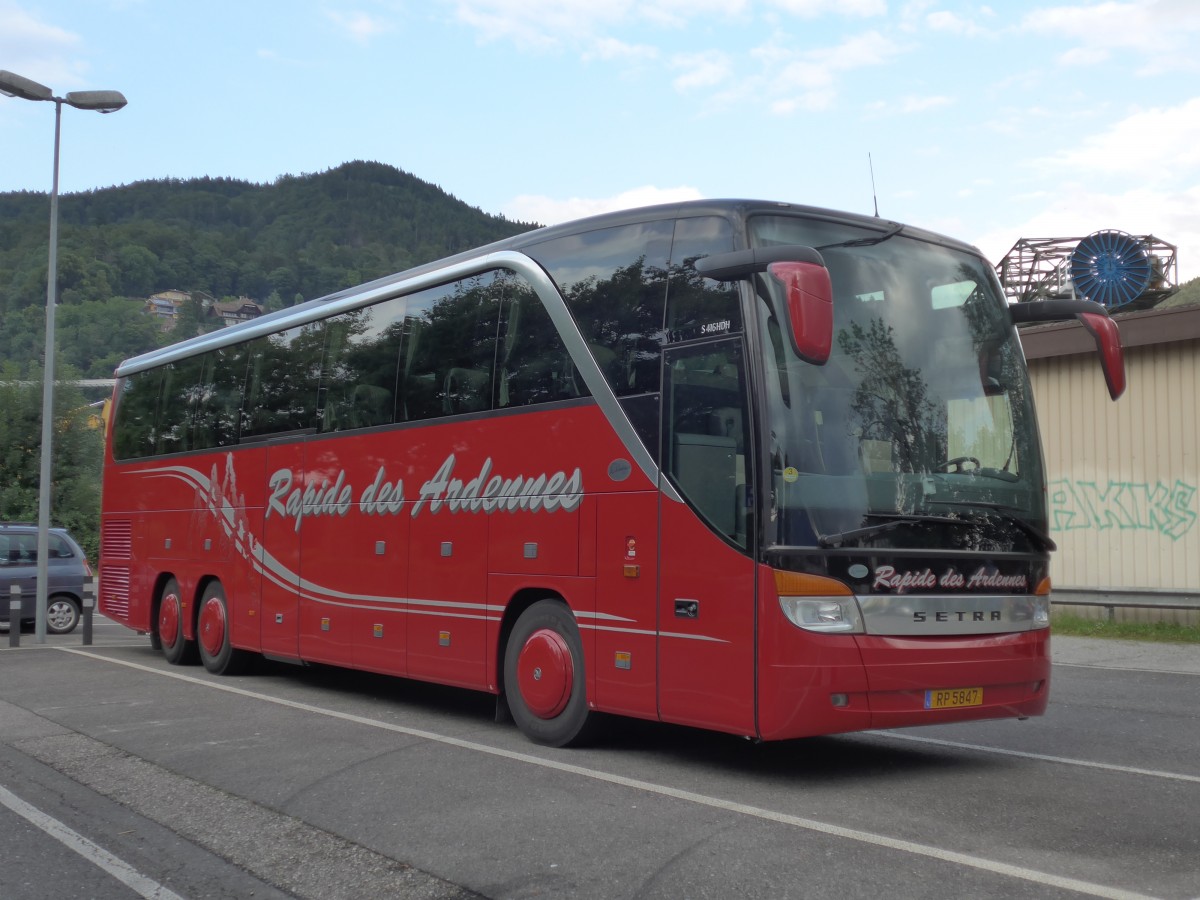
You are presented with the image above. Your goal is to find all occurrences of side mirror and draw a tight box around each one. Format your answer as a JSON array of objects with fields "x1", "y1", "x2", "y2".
[
  {"x1": 767, "y1": 260, "x2": 833, "y2": 365},
  {"x1": 695, "y1": 245, "x2": 833, "y2": 365},
  {"x1": 1010, "y1": 299, "x2": 1126, "y2": 400}
]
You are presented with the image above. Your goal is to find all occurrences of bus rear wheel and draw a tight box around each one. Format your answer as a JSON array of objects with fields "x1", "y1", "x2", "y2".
[
  {"x1": 197, "y1": 581, "x2": 251, "y2": 675},
  {"x1": 157, "y1": 578, "x2": 198, "y2": 665},
  {"x1": 504, "y1": 600, "x2": 594, "y2": 747}
]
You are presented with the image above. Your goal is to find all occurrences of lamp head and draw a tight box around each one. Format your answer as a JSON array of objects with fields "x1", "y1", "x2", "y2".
[
  {"x1": 0, "y1": 70, "x2": 53, "y2": 102},
  {"x1": 65, "y1": 90, "x2": 127, "y2": 113}
]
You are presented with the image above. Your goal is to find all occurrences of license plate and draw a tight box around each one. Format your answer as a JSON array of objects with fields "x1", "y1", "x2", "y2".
[{"x1": 924, "y1": 687, "x2": 983, "y2": 709}]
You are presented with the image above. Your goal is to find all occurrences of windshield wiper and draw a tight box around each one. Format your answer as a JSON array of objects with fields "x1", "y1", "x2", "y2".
[
  {"x1": 924, "y1": 500, "x2": 1056, "y2": 552},
  {"x1": 818, "y1": 513, "x2": 961, "y2": 548},
  {"x1": 815, "y1": 221, "x2": 904, "y2": 251}
]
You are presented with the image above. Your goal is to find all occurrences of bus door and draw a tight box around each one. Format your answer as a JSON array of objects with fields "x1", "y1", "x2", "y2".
[
  {"x1": 657, "y1": 338, "x2": 757, "y2": 735},
  {"x1": 258, "y1": 439, "x2": 305, "y2": 659}
]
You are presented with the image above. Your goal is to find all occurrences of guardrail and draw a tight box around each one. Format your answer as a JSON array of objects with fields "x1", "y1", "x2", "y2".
[{"x1": 1052, "y1": 589, "x2": 1200, "y2": 622}]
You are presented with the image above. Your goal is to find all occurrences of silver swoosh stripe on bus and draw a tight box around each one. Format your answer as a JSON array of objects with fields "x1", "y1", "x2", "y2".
[{"x1": 142, "y1": 463, "x2": 663, "y2": 622}]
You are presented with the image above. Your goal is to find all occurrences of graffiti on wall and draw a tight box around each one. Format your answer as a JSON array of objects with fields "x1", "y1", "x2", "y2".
[{"x1": 1049, "y1": 479, "x2": 1198, "y2": 540}]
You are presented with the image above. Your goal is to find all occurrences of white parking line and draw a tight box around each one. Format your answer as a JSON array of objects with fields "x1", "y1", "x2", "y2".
[
  {"x1": 62, "y1": 648, "x2": 1162, "y2": 900},
  {"x1": 0, "y1": 783, "x2": 187, "y2": 900},
  {"x1": 868, "y1": 731, "x2": 1200, "y2": 783},
  {"x1": 1056, "y1": 661, "x2": 1200, "y2": 677}
]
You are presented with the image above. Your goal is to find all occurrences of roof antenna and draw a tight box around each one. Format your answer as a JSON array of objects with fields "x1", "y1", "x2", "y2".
[{"x1": 869, "y1": 152, "x2": 880, "y2": 217}]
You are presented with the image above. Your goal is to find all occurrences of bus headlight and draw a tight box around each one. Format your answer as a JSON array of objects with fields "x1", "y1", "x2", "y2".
[
  {"x1": 1032, "y1": 596, "x2": 1051, "y2": 629},
  {"x1": 778, "y1": 596, "x2": 865, "y2": 633},
  {"x1": 1033, "y1": 576, "x2": 1051, "y2": 629},
  {"x1": 773, "y1": 570, "x2": 863, "y2": 634}
]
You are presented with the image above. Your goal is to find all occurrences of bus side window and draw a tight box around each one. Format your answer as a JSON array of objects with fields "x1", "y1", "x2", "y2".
[
  {"x1": 156, "y1": 355, "x2": 204, "y2": 455},
  {"x1": 320, "y1": 299, "x2": 405, "y2": 432},
  {"x1": 403, "y1": 274, "x2": 501, "y2": 420},
  {"x1": 112, "y1": 368, "x2": 163, "y2": 460},
  {"x1": 666, "y1": 216, "x2": 739, "y2": 341},
  {"x1": 497, "y1": 274, "x2": 584, "y2": 407},
  {"x1": 663, "y1": 339, "x2": 750, "y2": 547},
  {"x1": 242, "y1": 323, "x2": 325, "y2": 438},
  {"x1": 527, "y1": 220, "x2": 672, "y2": 399},
  {"x1": 192, "y1": 344, "x2": 249, "y2": 449}
]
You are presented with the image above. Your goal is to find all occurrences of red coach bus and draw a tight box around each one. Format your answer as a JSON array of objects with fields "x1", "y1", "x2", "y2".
[{"x1": 99, "y1": 200, "x2": 1124, "y2": 746}]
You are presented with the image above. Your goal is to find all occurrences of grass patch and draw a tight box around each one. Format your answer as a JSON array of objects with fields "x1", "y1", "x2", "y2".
[{"x1": 1052, "y1": 613, "x2": 1200, "y2": 644}]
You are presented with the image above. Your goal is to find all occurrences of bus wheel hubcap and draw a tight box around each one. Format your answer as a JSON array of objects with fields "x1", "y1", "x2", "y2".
[
  {"x1": 518, "y1": 629, "x2": 572, "y2": 719},
  {"x1": 199, "y1": 597, "x2": 225, "y2": 657},
  {"x1": 159, "y1": 594, "x2": 180, "y2": 646}
]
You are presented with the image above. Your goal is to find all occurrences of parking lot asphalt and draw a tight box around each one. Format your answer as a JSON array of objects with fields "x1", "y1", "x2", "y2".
[{"x1": 1051, "y1": 633, "x2": 1200, "y2": 674}]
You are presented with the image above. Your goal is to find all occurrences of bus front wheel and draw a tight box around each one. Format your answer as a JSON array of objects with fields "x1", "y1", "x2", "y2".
[{"x1": 504, "y1": 600, "x2": 594, "y2": 747}]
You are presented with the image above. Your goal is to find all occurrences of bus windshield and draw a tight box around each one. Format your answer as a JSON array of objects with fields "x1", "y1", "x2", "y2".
[{"x1": 750, "y1": 215, "x2": 1047, "y2": 553}]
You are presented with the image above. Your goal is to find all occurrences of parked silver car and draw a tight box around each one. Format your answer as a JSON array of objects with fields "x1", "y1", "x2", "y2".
[{"x1": 0, "y1": 523, "x2": 92, "y2": 634}]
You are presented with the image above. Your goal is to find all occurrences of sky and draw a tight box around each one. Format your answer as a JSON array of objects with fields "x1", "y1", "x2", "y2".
[{"x1": 2, "y1": 0, "x2": 1198, "y2": 282}]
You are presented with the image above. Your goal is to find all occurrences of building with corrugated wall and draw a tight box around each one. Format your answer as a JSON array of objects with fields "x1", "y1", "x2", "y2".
[{"x1": 1020, "y1": 304, "x2": 1200, "y2": 622}]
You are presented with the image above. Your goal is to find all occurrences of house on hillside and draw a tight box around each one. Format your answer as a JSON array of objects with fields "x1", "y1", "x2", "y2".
[
  {"x1": 141, "y1": 290, "x2": 260, "y2": 330},
  {"x1": 212, "y1": 298, "x2": 264, "y2": 327},
  {"x1": 143, "y1": 289, "x2": 190, "y2": 330}
]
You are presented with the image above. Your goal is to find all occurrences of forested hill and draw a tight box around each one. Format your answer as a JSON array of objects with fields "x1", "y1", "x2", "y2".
[{"x1": 0, "y1": 161, "x2": 537, "y2": 377}]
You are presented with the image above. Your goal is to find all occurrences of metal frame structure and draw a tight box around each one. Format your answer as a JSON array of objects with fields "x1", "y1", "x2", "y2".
[{"x1": 997, "y1": 234, "x2": 1178, "y2": 310}]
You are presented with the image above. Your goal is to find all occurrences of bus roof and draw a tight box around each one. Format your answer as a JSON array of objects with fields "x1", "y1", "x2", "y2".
[{"x1": 115, "y1": 198, "x2": 983, "y2": 377}]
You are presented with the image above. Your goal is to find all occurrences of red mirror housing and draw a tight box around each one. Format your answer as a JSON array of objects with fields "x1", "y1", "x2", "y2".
[
  {"x1": 768, "y1": 260, "x2": 834, "y2": 365},
  {"x1": 1077, "y1": 311, "x2": 1126, "y2": 400},
  {"x1": 1009, "y1": 299, "x2": 1126, "y2": 401}
]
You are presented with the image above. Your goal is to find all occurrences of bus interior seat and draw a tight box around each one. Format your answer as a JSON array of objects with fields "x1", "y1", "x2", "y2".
[{"x1": 709, "y1": 407, "x2": 744, "y2": 452}]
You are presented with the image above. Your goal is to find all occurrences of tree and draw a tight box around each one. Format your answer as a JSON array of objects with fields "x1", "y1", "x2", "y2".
[
  {"x1": 57, "y1": 298, "x2": 162, "y2": 378},
  {"x1": 0, "y1": 362, "x2": 104, "y2": 560},
  {"x1": 174, "y1": 293, "x2": 213, "y2": 337}
]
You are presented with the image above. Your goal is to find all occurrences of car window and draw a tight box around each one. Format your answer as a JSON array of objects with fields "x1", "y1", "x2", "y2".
[
  {"x1": 0, "y1": 531, "x2": 77, "y2": 563},
  {"x1": 49, "y1": 535, "x2": 74, "y2": 559},
  {"x1": 1, "y1": 533, "x2": 37, "y2": 563}
]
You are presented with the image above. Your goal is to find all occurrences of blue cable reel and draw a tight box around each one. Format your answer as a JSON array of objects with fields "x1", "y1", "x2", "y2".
[{"x1": 1069, "y1": 230, "x2": 1151, "y2": 309}]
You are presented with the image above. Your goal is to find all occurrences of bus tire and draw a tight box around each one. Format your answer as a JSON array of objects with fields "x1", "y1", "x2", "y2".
[
  {"x1": 157, "y1": 578, "x2": 198, "y2": 666},
  {"x1": 197, "y1": 581, "x2": 251, "y2": 675},
  {"x1": 504, "y1": 599, "x2": 594, "y2": 747}
]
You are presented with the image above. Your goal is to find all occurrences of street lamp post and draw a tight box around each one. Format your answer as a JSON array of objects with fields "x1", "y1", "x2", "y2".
[{"x1": 0, "y1": 71, "x2": 126, "y2": 643}]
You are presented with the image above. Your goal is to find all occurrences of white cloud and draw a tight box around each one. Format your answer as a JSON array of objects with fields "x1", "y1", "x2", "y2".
[
  {"x1": 639, "y1": 0, "x2": 751, "y2": 28},
  {"x1": 504, "y1": 185, "x2": 705, "y2": 225},
  {"x1": 583, "y1": 38, "x2": 659, "y2": 63},
  {"x1": 869, "y1": 94, "x2": 953, "y2": 114},
  {"x1": 760, "y1": 30, "x2": 904, "y2": 113},
  {"x1": 444, "y1": 0, "x2": 746, "y2": 49},
  {"x1": 926, "y1": 10, "x2": 985, "y2": 36},
  {"x1": 901, "y1": 95, "x2": 952, "y2": 112},
  {"x1": 326, "y1": 10, "x2": 392, "y2": 43},
  {"x1": 767, "y1": 0, "x2": 886, "y2": 16},
  {"x1": 671, "y1": 51, "x2": 733, "y2": 91},
  {"x1": 0, "y1": 1, "x2": 86, "y2": 87},
  {"x1": 448, "y1": 0, "x2": 631, "y2": 49},
  {"x1": 1021, "y1": 1, "x2": 1200, "y2": 74},
  {"x1": 1034, "y1": 97, "x2": 1200, "y2": 181}
]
